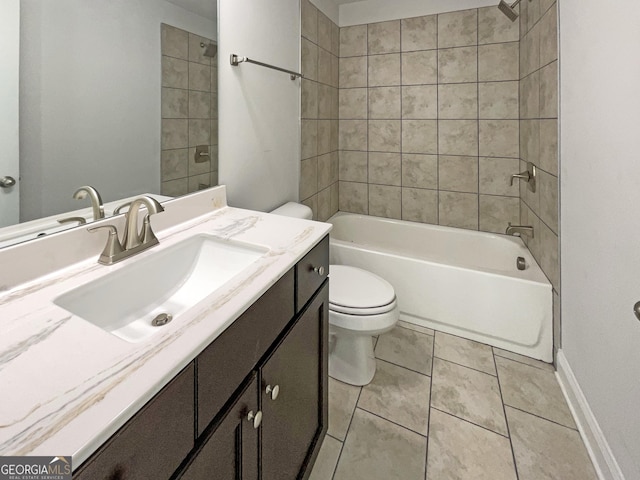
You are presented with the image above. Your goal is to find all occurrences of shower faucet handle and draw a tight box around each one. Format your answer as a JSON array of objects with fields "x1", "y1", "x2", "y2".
[{"x1": 510, "y1": 162, "x2": 537, "y2": 193}]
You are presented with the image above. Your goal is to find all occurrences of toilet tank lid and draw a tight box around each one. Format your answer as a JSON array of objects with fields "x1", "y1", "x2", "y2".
[{"x1": 270, "y1": 202, "x2": 313, "y2": 220}]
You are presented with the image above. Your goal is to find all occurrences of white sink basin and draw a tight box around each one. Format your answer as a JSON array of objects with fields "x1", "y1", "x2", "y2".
[{"x1": 54, "y1": 235, "x2": 268, "y2": 343}]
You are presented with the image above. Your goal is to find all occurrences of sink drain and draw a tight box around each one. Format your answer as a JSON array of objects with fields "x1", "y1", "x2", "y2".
[{"x1": 152, "y1": 313, "x2": 173, "y2": 327}]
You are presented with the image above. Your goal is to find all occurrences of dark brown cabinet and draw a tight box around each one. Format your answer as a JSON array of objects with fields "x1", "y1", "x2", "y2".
[
  {"x1": 261, "y1": 284, "x2": 328, "y2": 480},
  {"x1": 181, "y1": 375, "x2": 259, "y2": 480},
  {"x1": 74, "y1": 236, "x2": 329, "y2": 480}
]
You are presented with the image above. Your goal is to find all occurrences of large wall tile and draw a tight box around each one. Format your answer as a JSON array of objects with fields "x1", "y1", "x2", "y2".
[
  {"x1": 479, "y1": 157, "x2": 520, "y2": 196},
  {"x1": 520, "y1": 119, "x2": 540, "y2": 164},
  {"x1": 539, "y1": 119, "x2": 558, "y2": 175},
  {"x1": 368, "y1": 87, "x2": 401, "y2": 119},
  {"x1": 539, "y1": 61, "x2": 558, "y2": 118},
  {"x1": 340, "y1": 25, "x2": 367, "y2": 57},
  {"x1": 161, "y1": 149, "x2": 188, "y2": 181},
  {"x1": 339, "y1": 88, "x2": 367, "y2": 119},
  {"x1": 161, "y1": 24, "x2": 188, "y2": 59},
  {"x1": 438, "y1": 120, "x2": 479, "y2": 156},
  {"x1": 339, "y1": 181, "x2": 368, "y2": 214},
  {"x1": 369, "y1": 152, "x2": 401, "y2": 186},
  {"x1": 479, "y1": 81, "x2": 519, "y2": 119},
  {"x1": 302, "y1": 119, "x2": 318, "y2": 158},
  {"x1": 301, "y1": 38, "x2": 318, "y2": 81},
  {"x1": 402, "y1": 120, "x2": 438, "y2": 154},
  {"x1": 318, "y1": 153, "x2": 333, "y2": 190},
  {"x1": 301, "y1": 79, "x2": 318, "y2": 119},
  {"x1": 162, "y1": 88, "x2": 188, "y2": 119},
  {"x1": 162, "y1": 119, "x2": 188, "y2": 149},
  {"x1": 369, "y1": 185, "x2": 402, "y2": 219},
  {"x1": 479, "y1": 120, "x2": 519, "y2": 158},
  {"x1": 318, "y1": 12, "x2": 332, "y2": 52},
  {"x1": 163, "y1": 57, "x2": 188, "y2": 89},
  {"x1": 368, "y1": 20, "x2": 401, "y2": 54},
  {"x1": 478, "y1": 42, "x2": 519, "y2": 81},
  {"x1": 317, "y1": 186, "x2": 332, "y2": 222},
  {"x1": 402, "y1": 85, "x2": 438, "y2": 119},
  {"x1": 402, "y1": 50, "x2": 438, "y2": 85},
  {"x1": 438, "y1": 46, "x2": 478, "y2": 84},
  {"x1": 318, "y1": 48, "x2": 332, "y2": 86},
  {"x1": 439, "y1": 155, "x2": 479, "y2": 193},
  {"x1": 520, "y1": 71, "x2": 540, "y2": 119},
  {"x1": 539, "y1": 4, "x2": 558, "y2": 67},
  {"x1": 538, "y1": 170, "x2": 558, "y2": 233},
  {"x1": 339, "y1": 56, "x2": 367, "y2": 88},
  {"x1": 300, "y1": 157, "x2": 318, "y2": 200},
  {"x1": 402, "y1": 154, "x2": 438, "y2": 189},
  {"x1": 438, "y1": 9, "x2": 478, "y2": 48},
  {"x1": 339, "y1": 120, "x2": 367, "y2": 150},
  {"x1": 339, "y1": 151, "x2": 368, "y2": 182},
  {"x1": 301, "y1": 0, "x2": 318, "y2": 43},
  {"x1": 478, "y1": 6, "x2": 519, "y2": 45},
  {"x1": 439, "y1": 191, "x2": 479, "y2": 230},
  {"x1": 438, "y1": 83, "x2": 478, "y2": 119},
  {"x1": 479, "y1": 195, "x2": 520, "y2": 233},
  {"x1": 401, "y1": 15, "x2": 437, "y2": 52},
  {"x1": 369, "y1": 120, "x2": 401, "y2": 152},
  {"x1": 402, "y1": 187, "x2": 438, "y2": 224},
  {"x1": 318, "y1": 83, "x2": 333, "y2": 119},
  {"x1": 368, "y1": 54, "x2": 401, "y2": 86}
]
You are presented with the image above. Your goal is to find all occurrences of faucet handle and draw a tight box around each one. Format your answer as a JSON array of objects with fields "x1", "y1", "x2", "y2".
[
  {"x1": 140, "y1": 214, "x2": 160, "y2": 246},
  {"x1": 88, "y1": 225, "x2": 124, "y2": 265}
]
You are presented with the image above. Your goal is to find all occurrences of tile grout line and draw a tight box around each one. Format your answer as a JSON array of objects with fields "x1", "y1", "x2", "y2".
[
  {"x1": 432, "y1": 355, "x2": 497, "y2": 377},
  {"x1": 355, "y1": 406, "x2": 428, "y2": 439},
  {"x1": 424, "y1": 312, "x2": 437, "y2": 480},
  {"x1": 492, "y1": 347, "x2": 522, "y2": 480},
  {"x1": 429, "y1": 405, "x2": 511, "y2": 440},
  {"x1": 504, "y1": 404, "x2": 579, "y2": 432},
  {"x1": 331, "y1": 383, "x2": 364, "y2": 480}
]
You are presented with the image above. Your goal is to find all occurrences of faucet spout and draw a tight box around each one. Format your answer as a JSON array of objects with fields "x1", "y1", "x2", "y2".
[
  {"x1": 122, "y1": 196, "x2": 165, "y2": 249},
  {"x1": 506, "y1": 223, "x2": 534, "y2": 238},
  {"x1": 73, "y1": 186, "x2": 104, "y2": 221}
]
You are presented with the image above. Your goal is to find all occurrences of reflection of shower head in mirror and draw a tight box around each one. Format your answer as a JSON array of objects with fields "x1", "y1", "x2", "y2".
[{"x1": 201, "y1": 42, "x2": 217, "y2": 58}]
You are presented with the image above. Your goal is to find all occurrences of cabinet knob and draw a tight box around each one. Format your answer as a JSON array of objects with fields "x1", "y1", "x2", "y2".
[
  {"x1": 247, "y1": 410, "x2": 262, "y2": 429},
  {"x1": 313, "y1": 266, "x2": 325, "y2": 276},
  {"x1": 265, "y1": 384, "x2": 280, "y2": 400}
]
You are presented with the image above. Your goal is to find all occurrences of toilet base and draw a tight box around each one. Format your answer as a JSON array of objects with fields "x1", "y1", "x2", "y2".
[{"x1": 328, "y1": 327, "x2": 378, "y2": 386}]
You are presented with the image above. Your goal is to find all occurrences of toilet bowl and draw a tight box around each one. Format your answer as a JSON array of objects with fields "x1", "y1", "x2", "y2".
[{"x1": 269, "y1": 202, "x2": 399, "y2": 386}]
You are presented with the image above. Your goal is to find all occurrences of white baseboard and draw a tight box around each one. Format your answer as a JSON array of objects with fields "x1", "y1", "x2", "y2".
[{"x1": 555, "y1": 350, "x2": 625, "y2": 480}]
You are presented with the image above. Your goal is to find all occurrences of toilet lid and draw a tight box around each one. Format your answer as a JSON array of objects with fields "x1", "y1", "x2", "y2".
[{"x1": 329, "y1": 265, "x2": 396, "y2": 309}]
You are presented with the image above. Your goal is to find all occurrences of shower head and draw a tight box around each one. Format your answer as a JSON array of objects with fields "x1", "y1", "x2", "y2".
[
  {"x1": 202, "y1": 42, "x2": 217, "y2": 58},
  {"x1": 498, "y1": 0, "x2": 520, "y2": 22}
]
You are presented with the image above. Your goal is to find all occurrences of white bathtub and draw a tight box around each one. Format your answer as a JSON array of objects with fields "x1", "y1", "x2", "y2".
[{"x1": 328, "y1": 212, "x2": 553, "y2": 362}]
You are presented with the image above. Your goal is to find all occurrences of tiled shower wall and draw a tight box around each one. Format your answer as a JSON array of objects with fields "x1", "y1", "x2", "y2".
[
  {"x1": 300, "y1": 0, "x2": 340, "y2": 221},
  {"x1": 337, "y1": 8, "x2": 522, "y2": 232},
  {"x1": 160, "y1": 24, "x2": 218, "y2": 197},
  {"x1": 518, "y1": 0, "x2": 560, "y2": 351}
]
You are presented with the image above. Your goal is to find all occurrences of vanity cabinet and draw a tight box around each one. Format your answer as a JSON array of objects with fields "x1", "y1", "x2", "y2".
[{"x1": 73, "y1": 236, "x2": 329, "y2": 480}]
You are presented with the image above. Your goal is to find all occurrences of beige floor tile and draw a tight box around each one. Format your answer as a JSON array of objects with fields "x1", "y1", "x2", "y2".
[
  {"x1": 506, "y1": 406, "x2": 598, "y2": 480},
  {"x1": 496, "y1": 356, "x2": 576, "y2": 428},
  {"x1": 431, "y1": 358, "x2": 507, "y2": 435},
  {"x1": 398, "y1": 319, "x2": 435, "y2": 336},
  {"x1": 308, "y1": 435, "x2": 343, "y2": 480},
  {"x1": 427, "y1": 409, "x2": 517, "y2": 480},
  {"x1": 328, "y1": 378, "x2": 361, "y2": 441},
  {"x1": 435, "y1": 332, "x2": 496, "y2": 375},
  {"x1": 334, "y1": 409, "x2": 427, "y2": 480},
  {"x1": 358, "y1": 360, "x2": 431, "y2": 435},
  {"x1": 493, "y1": 347, "x2": 555, "y2": 372},
  {"x1": 375, "y1": 326, "x2": 434, "y2": 374}
]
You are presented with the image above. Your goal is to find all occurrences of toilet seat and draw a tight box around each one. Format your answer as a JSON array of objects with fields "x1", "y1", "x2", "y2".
[{"x1": 329, "y1": 265, "x2": 395, "y2": 310}]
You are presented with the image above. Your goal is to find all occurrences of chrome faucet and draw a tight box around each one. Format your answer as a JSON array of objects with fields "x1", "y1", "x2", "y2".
[
  {"x1": 88, "y1": 195, "x2": 164, "y2": 265},
  {"x1": 73, "y1": 186, "x2": 105, "y2": 221},
  {"x1": 510, "y1": 162, "x2": 537, "y2": 193},
  {"x1": 506, "y1": 223, "x2": 534, "y2": 238}
]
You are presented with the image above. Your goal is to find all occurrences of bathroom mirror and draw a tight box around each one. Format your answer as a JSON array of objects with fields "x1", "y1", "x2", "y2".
[{"x1": 0, "y1": 0, "x2": 218, "y2": 247}]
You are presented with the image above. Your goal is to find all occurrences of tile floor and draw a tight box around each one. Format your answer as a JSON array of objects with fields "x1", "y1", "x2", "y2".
[{"x1": 309, "y1": 320, "x2": 599, "y2": 480}]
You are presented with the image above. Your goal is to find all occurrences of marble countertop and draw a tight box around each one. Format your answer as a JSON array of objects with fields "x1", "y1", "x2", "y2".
[{"x1": 0, "y1": 188, "x2": 331, "y2": 467}]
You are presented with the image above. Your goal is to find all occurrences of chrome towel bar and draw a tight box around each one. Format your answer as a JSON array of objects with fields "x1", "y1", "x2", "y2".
[{"x1": 230, "y1": 54, "x2": 303, "y2": 80}]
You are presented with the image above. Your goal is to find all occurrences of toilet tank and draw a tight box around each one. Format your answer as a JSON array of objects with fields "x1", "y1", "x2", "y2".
[{"x1": 270, "y1": 202, "x2": 313, "y2": 220}]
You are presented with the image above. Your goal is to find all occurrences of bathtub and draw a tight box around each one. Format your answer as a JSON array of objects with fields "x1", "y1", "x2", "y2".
[{"x1": 328, "y1": 212, "x2": 553, "y2": 363}]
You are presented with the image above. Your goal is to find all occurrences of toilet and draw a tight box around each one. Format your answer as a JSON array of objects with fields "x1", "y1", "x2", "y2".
[{"x1": 270, "y1": 202, "x2": 399, "y2": 386}]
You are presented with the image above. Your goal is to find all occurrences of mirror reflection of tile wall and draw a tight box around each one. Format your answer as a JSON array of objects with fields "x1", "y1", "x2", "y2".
[{"x1": 160, "y1": 24, "x2": 218, "y2": 196}]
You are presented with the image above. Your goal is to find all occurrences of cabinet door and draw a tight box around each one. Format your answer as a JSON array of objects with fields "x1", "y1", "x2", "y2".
[
  {"x1": 261, "y1": 283, "x2": 328, "y2": 480},
  {"x1": 74, "y1": 363, "x2": 195, "y2": 480},
  {"x1": 180, "y1": 375, "x2": 259, "y2": 480}
]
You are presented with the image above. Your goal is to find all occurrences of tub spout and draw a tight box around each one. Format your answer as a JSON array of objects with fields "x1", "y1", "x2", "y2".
[{"x1": 506, "y1": 223, "x2": 534, "y2": 238}]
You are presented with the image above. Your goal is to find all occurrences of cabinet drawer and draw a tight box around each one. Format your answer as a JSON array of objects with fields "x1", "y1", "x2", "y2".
[
  {"x1": 197, "y1": 268, "x2": 294, "y2": 435},
  {"x1": 74, "y1": 363, "x2": 195, "y2": 480},
  {"x1": 295, "y1": 236, "x2": 329, "y2": 312}
]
